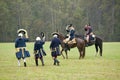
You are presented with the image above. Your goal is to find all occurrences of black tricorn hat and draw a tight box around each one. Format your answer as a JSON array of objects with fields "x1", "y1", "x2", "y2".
[
  {"x1": 69, "y1": 24, "x2": 73, "y2": 27},
  {"x1": 52, "y1": 32, "x2": 59, "y2": 36}
]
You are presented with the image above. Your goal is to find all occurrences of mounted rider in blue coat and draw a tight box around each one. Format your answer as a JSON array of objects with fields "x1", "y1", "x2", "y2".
[
  {"x1": 65, "y1": 24, "x2": 75, "y2": 41},
  {"x1": 64, "y1": 24, "x2": 75, "y2": 50}
]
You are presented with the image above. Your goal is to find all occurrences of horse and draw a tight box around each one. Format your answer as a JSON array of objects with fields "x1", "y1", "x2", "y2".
[
  {"x1": 91, "y1": 36, "x2": 103, "y2": 56},
  {"x1": 75, "y1": 34, "x2": 103, "y2": 56},
  {"x1": 56, "y1": 32, "x2": 86, "y2": 59}
]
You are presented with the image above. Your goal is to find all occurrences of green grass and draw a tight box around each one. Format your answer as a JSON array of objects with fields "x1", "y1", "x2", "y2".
[{"x1": 0, "y1": 42, "x2": 120, "y2": 80}]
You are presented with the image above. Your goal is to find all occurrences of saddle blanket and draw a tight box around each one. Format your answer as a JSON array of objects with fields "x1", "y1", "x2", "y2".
[{"x1": 63, "y1": 38, "x2": 76, "y2": 44}]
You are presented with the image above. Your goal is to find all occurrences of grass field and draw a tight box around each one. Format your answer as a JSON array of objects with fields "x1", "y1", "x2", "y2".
[{"x1": 0, "y1": 42, "x2": 120, "y2": 80}]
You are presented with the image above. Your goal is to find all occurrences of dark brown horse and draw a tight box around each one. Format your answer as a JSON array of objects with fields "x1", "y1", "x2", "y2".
[
  {"x1": 92, "y1": 36, "x2": 103, "y2": 56},
  {"x1": 57, "y1": 33, "x2": 86, "y2": 59},
  {"x1": 75, "y1": 34, "x2": 103, "y2": 56}
]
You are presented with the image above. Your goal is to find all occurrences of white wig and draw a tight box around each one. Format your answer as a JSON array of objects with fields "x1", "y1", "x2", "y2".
[
  {"x1": 36, "y1": 37, "x2": 41, "y2": 41},
  {"x1": 53, "y1": 34, "x2": 58, "y2": 38},
  {"x1": 18, "y1": 33, "x2": 23, "y2": 37}
]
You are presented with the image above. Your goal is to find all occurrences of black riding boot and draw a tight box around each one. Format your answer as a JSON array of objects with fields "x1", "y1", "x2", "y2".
[
  {"x1": 35, "y1": 59, "x2": 38, "y2": 66},
  {"x1": 41, "y1": 58, "x2": 44, "y2": 66},
  {"x1": 56, "y1": 59, "x2": 60, "y2": 66},
  {"x1": 24, "y1": 62, "x2": 27, "y2": 67},
  {"x1": 65, "y1": 43, "x2": 70, "y2": 51},
  {"x1": 53, "y1": 59, "x2": 56, "y2": 65},
  {"x1": 54, "y1": 58, "x2": 60, "y2": 66}
]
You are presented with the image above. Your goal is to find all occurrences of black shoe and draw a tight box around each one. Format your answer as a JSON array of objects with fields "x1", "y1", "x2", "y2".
[
  {"x1": 42, "y1": 63, "x2": 44, "y2": 66},
  {"x1": 53, "y1": 62, "x2": 56, "y2": 65},
  {"x1": 57, "y1": 62, "x2": 60, "y2": 66},
  {"x1": 24, "y1": 62, "x2": 27, "y2": 67},
  {"x1": 35, "y1": 60, "x2": 38, "y2": 66},
  {"x1": 36, "y1": 64, "x2": 38, "y2": 66}
]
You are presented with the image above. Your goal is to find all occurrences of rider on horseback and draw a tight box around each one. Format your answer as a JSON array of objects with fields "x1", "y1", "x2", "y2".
[
  {"x1": 65, "y1": 24, "x2": 75, "y2": 42},
  {"x1": 84, "y1": 24, "x2": 95, "y2": 46},
  {"x1": 65, "y1": 24, "x2": 75, "y2": 50}
]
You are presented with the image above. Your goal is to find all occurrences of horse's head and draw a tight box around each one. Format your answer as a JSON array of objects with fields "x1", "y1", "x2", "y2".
[{"x1": 58, "y1": 33, "x2": 65, "y2": 44}]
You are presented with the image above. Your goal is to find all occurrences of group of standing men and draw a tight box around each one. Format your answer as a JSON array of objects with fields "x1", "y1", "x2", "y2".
[{"x1": 15, "y1": 29, "x2": 61, "y2": 67}]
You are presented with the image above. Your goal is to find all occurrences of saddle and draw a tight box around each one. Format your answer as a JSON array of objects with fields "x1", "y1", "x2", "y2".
[
  {"x1": 89, "y1": 34, "x2": 96, "y2": 42},
  {"x1": 63, "y1": 38, "x2": 76, "y2": 51},
  {"x1": 63, "y1": 38, "x2": 76, "y2": 45},
  {"x1": 86, "y1": 34, "x2": 96, "y2": 46},
  {"x1": 68, "y1": 38, "x2": 76, "y2": 44}
]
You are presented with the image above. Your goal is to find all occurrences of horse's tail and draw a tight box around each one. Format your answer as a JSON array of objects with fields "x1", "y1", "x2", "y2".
[{"x1": 95, "y1": 36, "x2": 103, "y2": 56}]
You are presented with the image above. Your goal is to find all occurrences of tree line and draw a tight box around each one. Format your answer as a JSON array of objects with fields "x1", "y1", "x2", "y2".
[{"x1": 0, "y1": 0, "x2": 120, "y2": 42}]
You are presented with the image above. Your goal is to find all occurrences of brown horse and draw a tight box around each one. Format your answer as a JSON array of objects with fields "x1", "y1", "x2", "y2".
[
  {"x1": 57, "y1": 33, "x2": 86, "y2": 59},
  {"x1": 75, "y1": 34, "x2": 103, "y2": 56}
]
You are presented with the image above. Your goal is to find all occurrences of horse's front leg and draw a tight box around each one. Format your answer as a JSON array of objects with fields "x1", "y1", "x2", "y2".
[
  {"x1": 95, "y1": 44, "x2": 98, "y2": 57},
  {"x1": 65, "y1": 50, "x2": 68, "y2": 59},
  {"x1": 61, "y1": 49, "x2": 65, "y2": 59},
  {"x1": 95, "y1": 52, "x2": 98, "y2": 57},
  {"x1": 79, "y1": 51, "x2": 84, "y2": 59},
  {"x1": 79, "y1": 51, "x2": 82, "y2": 59},
  {"x1": 78, "y1": 49, "x2": 84, "y2": 59}
]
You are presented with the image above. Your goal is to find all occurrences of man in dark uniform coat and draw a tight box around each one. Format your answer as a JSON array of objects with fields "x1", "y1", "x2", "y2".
[
  {"x1": 65, "y1": 24, "x2": 75, "y2": 41},
  {"x1": 84, "y1": 24, "x2": 95, "y2": 42},
  {"x1": 50, "y1": 34, "x2": 61, "y2": 66},
  {"x1": 15, "y1": 29, "x2": 30, "y2": 67},
  {"x1": 34, "y1": 36, "x2": 46, "y2": 66}
]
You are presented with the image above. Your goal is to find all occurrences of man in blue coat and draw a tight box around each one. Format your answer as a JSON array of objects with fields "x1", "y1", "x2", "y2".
[
  {"x1": 65, "y1": 24, "x2": 75, "y2": 50},
  {"x1": 66, "y1": 24, "x2": 75, "y2": 41},
  {"x1": 34, "y1": 36, "x2": 46, "y2": 66},
  {"x1": 50, "y1": 34, "x2": 61, "y2": 66},
  {"x1": 15, "y1": 29, "x2": 29, "y2": 67}
]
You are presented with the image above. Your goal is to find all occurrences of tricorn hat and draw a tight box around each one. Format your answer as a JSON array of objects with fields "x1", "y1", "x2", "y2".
[
  {"x1": 52, "y1": 32, "x2": 59, "y2": 36},
  {"x1": 17, "y1": 29, "x2": 27, "y2": 34},
  {"x1": 69, "y1": 24, "x2": 72, "y2": 27}
]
